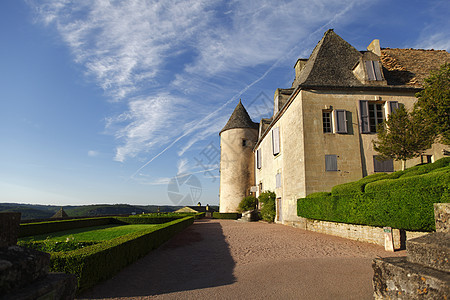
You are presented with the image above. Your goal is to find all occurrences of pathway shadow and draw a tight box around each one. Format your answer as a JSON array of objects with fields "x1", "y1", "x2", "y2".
[{"x1": 78, "y1": 219, "x2": 235, "y2": 298}]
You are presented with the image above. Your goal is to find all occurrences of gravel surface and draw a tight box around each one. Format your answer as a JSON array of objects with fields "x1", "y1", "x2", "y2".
[{"x1": 78, "y1": 219, "x2": 405, "y2": 300}]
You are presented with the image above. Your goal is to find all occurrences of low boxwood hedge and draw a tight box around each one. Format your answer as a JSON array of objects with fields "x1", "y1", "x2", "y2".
[
  {"x1": 298, "y1": 158, "x2": 450, "y2": 232},
  {"x1": 19, "y1": 217, "x2": 113, "y2": 238},
  {"x1": 212, "y1": 212, "x2": 241, "y2": 219},
  {"x1": 49, "y1": 216, "x2": 194, "y2": 292}
]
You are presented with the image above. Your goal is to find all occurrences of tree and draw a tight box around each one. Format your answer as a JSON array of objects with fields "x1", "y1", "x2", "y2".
[
  {"x1": 237, "y1": 196, "x2": 257, "y2": 212},
  {"x1": 258, "y1": 191, "x2": 276, "y2": 222},
  {"x1": 373, "y1": 105, "x2": 433, "y2": 170},
  {"x1": 414, "y1": 63, "x2": 450, "y2": 145}
]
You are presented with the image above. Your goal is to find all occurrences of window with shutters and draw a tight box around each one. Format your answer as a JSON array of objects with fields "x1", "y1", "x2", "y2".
[
  {"x1": 421, "y1": 155, "x2": 433, "y2": 164},
  {"x1": 365, "y1": 60, "x2": 383, "y2": 81},
  {"x1": 256, "y1": 149, "x2": 262, "y2": 169},
  {"x1": 373, "y1": 156, "x2": 394, "y2": 172},
  {"x1": 322, "y1": 110, "x2": 332, "y2": 133},
  {"x1": 325, "y1": 155, "x2": 338, "y2": 172},
  {"x1": 272, "y1": 127, "x2": 280, "y2": 155},
  {"x1": 359, "y1": 100, "x2": 387, "y2": 133}
]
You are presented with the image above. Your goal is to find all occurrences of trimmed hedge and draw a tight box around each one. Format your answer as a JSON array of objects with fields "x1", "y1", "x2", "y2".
[
  {"x1": 50, "y1": 216, "x2": 194, "y2": 292},
  {"x1": 212, "y1": 212, "x2": 241, "y2": 219},
  {"x1": 298, "y1": 158, "x2": 450, "y2": 231},
  {"x1": 19, "y1": 217, "x2": 113, "y2": 238}
]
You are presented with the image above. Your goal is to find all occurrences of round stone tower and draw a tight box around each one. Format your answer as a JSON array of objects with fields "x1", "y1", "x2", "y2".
[{"x1": 219, "y1": 100, "x2": 259, "y2": 213}]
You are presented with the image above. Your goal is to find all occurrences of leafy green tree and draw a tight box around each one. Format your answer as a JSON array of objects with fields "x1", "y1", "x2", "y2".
[
  {"x1": 258, "y1": 191, "x2": 276, "y2": 222},
  {"x1": 373, "y1": 105, "x2": 433, "y2": 170},
  {"x1": 237, "y1": 196, "x2": 257, "y2": 212},
  {"x1": 414, "y1": 63, "x2": 450, "y2": 145}
]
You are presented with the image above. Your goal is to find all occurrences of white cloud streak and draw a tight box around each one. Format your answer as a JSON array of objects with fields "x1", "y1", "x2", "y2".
[{"x1": 30, "y1": 0, "x2": 372, "y2": 168}]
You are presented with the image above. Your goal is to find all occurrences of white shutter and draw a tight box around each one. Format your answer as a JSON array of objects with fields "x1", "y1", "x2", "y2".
[
  {"x1": 272, "y1": 127, "x2": 280, "y2": 155},
  {"x1": 334, "y1": 110, "x2": 348, "y2": 134}
]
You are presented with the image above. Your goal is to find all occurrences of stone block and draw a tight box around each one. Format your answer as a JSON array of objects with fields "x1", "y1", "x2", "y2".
[
  {"x1": 434, "y1": 203, "x2": 450, "y2": 233},
  {"x1": 0, "y1": 246, "x2": 50, "y2": 295},
  {"x1": 373, "y1": 256, "x2": 450, "y2": 299},
  {"x1": 407, "y1": 232, "x2": 450, "y2": 272},
  {"x1": 2, "y1": 272, "x2": 77, "y2": 300},
  {"x1": 0, "y1": 212, "x2": 21, "y2": 247}
]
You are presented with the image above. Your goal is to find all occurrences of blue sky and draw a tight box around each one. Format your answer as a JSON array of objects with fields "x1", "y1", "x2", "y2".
[{"x1": 0, "y1": 0, "x2": 449, "y2": 207}]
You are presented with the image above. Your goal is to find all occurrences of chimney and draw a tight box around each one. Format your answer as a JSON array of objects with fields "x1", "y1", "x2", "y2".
[
  {"x1": 294, "y1": 58, "x2": 308, "y2": 80},
  {"x1": 367, "y1": 39, "x2": 381, "y2": 56}
]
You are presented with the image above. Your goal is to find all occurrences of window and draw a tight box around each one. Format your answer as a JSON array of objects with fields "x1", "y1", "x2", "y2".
[
  {"x1": 325, "y1": 155, "x2": 338, "y2": 171},
  {"x1": 373, "y1": 156, "x2": 394, "y2": 172},
  {"x1": 388, "y1": 101, "x2": 399, "y2": 115},
  {"x1": 272, "y1": 127, "x2": 280, "y2": 155},
  {"x1": 275, "y1": 173, "x2": 281, "y2": 188},
  {"x1": 323, "y1": 109, "x2": 348, "y2": 134},
  {"x1": 421, "y1": 155, "x2": 432, "y2": 164},
  {"x1": 359, "y1": 100, "x2": 384, "y2": 133},
  {"x1": 365, "y1": 60, "x2": 383, "y2": 81},
  {"x1": 322, "y1": 110, "x2": 332, "y2": 133},
  {"x1": 333, "y1": 110, "x2": 348, "y2": 134},
  {"x1": 256, "y1": 149, "x2": 262, "y2": 169},
  {"x1": 242, "y1": 139, "x2": 247, "y2": 147}
]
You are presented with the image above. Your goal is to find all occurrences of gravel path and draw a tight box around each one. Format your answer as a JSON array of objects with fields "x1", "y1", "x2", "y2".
[{"x1": 78, "y1": 219, "x2": 405, "y2": 300}]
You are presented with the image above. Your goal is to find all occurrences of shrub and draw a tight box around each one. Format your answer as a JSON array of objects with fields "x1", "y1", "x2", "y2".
[
  {"x1": 297, "y1": 162, "x2": 450, "y2": 231},
  {"x1": 19, "y1": 217, "x2": 112, "y2": 238},
  {"x1": 238, "y1": 196, "x2": 258, "y2": 212},
  {"x1": 259, "y1": 191, "x2": 276, "y2": 222},
  {"x1": 49, "y1": 216, "x2": 194, "y2": 292},
  {"x1": 212, "y1": 212, "x2": 241, "y2": 219}
]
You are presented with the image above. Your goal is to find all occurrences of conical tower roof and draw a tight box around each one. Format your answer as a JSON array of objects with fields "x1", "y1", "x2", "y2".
[
  {"x1": 51, "y1": 207, "x2": 69, "y2": 219},
  {"x1": 220, "y1": 100, "x2": 259, "y2": 134}
]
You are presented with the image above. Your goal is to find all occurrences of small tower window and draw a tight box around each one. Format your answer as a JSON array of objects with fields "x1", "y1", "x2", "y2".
[{"x1": 242, "y1": 139, "x2": 247, "y2": 147}]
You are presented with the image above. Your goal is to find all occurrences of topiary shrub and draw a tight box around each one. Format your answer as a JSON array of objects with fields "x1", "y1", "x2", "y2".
[
  {"x1": 259, "y1": 191, "x2": 276, "y2": 222},
  {"x1": 238, "y1": 196, "x2": 257, "y2": 212},
  {"x1": 212, "y1": 212, "x2": 241, "y2": 219}
]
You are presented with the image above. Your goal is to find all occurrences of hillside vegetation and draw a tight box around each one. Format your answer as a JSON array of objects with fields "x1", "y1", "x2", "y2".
[
  {"x1": 0, "y1": 203, "x2": 184, "y2": 220},
  {"x1": 297, "y1": 157, "x2": 450, "y2": 231}
]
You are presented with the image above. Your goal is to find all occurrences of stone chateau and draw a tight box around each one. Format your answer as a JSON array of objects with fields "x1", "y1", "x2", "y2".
[{"x1": 219, "y1": 29, "x2": 450, "y2": 223}]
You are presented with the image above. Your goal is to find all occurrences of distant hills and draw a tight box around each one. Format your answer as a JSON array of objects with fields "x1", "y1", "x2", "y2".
[{"x1": 0, "y1": 203, "x2": 193, "y2": 220}]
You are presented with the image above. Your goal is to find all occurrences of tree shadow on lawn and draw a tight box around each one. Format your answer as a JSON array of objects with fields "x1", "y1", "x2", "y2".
[{"x1": 78, "y1": 219, "x2": 236, "y2": 298}]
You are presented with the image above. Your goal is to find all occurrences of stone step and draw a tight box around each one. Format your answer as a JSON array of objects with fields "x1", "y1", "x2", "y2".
[
  {"x1": 407, "y1": 232, "x2": 450, "y2": 272},
  {"x1": 0, "y1": 246, "x2": 50, "y2": 295},
  {"x1": 373, "y1": 256, "x2": 450, "y2": 299}
]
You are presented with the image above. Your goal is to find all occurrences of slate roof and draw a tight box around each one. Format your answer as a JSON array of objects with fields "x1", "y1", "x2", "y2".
[
  {"x1": 220, "y1": 100, "x2": 259, "y2": 134},
  {"x1": 381, "y1": 48, "x2": 450, "y2": 87},
  {"x1": 294, "y1": 29, "x2": 449, "y2": 88},
  {"x1": 296, "y1": 29, "x2": 363, "y2": 87}
]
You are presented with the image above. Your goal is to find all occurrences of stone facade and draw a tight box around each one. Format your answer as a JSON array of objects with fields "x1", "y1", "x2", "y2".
[{"x1": 219, "y1": 29, "x2": 449, "y2": 221}]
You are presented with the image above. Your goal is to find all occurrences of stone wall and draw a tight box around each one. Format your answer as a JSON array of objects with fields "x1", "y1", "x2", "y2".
[{"x1": 286, "y1": 217, "x2": 427, "y2": 250}]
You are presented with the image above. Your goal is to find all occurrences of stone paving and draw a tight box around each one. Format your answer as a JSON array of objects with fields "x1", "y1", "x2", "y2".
[{"x1": 78, "y1": 219, "x2": 405, "y2": 300}]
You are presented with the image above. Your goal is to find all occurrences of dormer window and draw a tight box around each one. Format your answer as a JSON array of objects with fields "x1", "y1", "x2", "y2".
[{"x1": 365, "y1": 60, "x2": 383, "y2": 81}]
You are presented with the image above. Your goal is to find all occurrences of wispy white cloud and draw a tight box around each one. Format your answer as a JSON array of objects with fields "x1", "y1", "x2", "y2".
[
  {"x1": 29, "y1": 0, "x2": 371, "y2": 167},
  {"x1": 87, "y1": 150, "x2": 99, "y2": 157}
]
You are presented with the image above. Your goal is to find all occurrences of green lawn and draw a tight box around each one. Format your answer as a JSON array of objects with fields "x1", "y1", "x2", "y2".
[{"x1": 19, "y1": 224, "x2": 159, "y2": 242}]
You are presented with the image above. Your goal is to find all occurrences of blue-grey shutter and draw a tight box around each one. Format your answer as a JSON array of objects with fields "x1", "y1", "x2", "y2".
[
  {"x1": 256, "y1": 149, "x2": 261, "y2": 169},
  {"x1": 275, "y1": 173, "x2": 281, "y2": 188},
  {"x1": 388, "y1": 101, "x2": 399, "y2": 115},
  {"x1": 373, "y1": 61, "x2": 383, "y2": 80},
  {"x1": 334, "y1": 110, "x2": 348, "y2": 133},
  {"x1": 373, "y1": 156, "x2": 394, "y2": 172},
  {"x1": 365, "y1": 61, "x2": 376, "y2": 80},
  {"x1": 325, "y1": 155, "x2": 338, "y2": 171},
  {"x1": 359, "y1": 100, "x2": 370, "y2": 133},
  {"x1": 272, "y1": 127, "x2": 280, "y2": 155}
]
